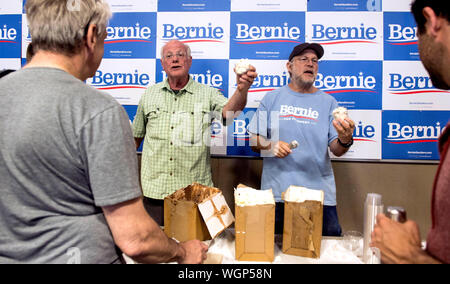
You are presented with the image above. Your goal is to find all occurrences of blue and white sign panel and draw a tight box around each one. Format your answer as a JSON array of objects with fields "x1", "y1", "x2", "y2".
[
  {"x1": 230, "y1": 12, "x2": 305, "y2": 59},
  {"x1": 384, "y1": 12, "x2": 419, "y2": 61},
  {"x1": 229, "y1": 59, "x2": 288, "y2": 108},
  {"x1": 157, "y1": 11, "x2": 230, "y2": 59},
  {"x1": 315, "y1": 60, "x2": 382, "y2": 110},
  {"x1": 331, "y1": 110, "x2": 382, "y2": 160},
  {"x1": 383, "y1": 61, "x2": 450, "y2": 111},
  {"x1": 0, "y1": 58, "x2": 20, "y2": 70},
  {"x1": 0, "y1": 14, "x2": 21, "y2": 58},
  {"x1": 107, "y1": 0, "x2": 157, "y2": 12},
  {"x1": 382, "y1": 0, "x2": 413, "y2": 12},
  {"x1": 158, "y1": 0, "x2": 230, "y2": 11},
  {"x1": 210, "y1": 119, "x2": 227, "y2": 156},
  {"x1": 227, "y1": 108, "x2": 259, "y2": 157},
  {"x1": 231, "y1": 0, "x2": 307, "y2": 12},
  {"x1": 2, "y1": 0, "x2": 449, "y2": 161},
  {"x1": 156, "y1": 58, "x2": 229, "y2": 96},
  {"x1": 0, "y1": 0, "x2": 22, "y2": 14},
  {"x1": 308, "y1": 0, "x2": 381, "y2": 11},
  {"x1": 104, "y1": 12, "x2": 156, "y2": 58},
  {"x1": 86, "y1": 59, "x2": 155, "y2": 105},
  {"x1": 306, "y1": 12, "x2": 383, "y2": 60},
  {"x1": 382, "y1": 111, "x2": 448, "y2": 160}
]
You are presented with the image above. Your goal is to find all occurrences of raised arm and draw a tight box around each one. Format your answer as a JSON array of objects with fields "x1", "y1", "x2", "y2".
[{"x1": 222, "y1": 65, "x2": 257, "y2": 121}]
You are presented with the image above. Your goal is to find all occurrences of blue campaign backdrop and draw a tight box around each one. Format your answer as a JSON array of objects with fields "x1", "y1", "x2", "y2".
[{"x1": 1, "y1": 0, "x2": 449, "y2": 161}]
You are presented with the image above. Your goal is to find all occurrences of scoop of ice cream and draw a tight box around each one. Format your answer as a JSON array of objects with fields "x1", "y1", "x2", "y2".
[
  {"x1": 283, "y1": 185, "x2": 324, "y2": 204},
  {"x1": 235, "y1": 186, "x2": 275, "y2": 206},
  {"x1": 234, "y1": 59, "x2": 251, "y2": 75},
  {"x1": 332, "y1": 107, "x2": 348, "y2": 120}
]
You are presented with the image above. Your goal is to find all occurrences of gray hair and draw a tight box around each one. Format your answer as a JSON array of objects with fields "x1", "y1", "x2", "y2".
[
  {"x1": 26, "y1": 0, "x2": 112, "y2": 55},
  {"x1": 160, "y1": 40, "x2": 192, "y2": 59}
]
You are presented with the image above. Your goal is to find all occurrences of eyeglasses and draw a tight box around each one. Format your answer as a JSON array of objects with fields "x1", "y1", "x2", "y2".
[
  {"x1": 292, "y1": 56, "x2": 319, "y2": 65},
  {"x1": 163, "y1": 52, "x2": 186, "y2": 60}
]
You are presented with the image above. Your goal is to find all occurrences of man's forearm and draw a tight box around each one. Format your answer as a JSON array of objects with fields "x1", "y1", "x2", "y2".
[
  {"x1": 129, "y1": 229, "x2": 184, "y2": 264},
  {"x1": 103, "y1": 198, "x2": 185, "y2": 264},
  {"x1": 222, "y1": 89, "x2": 247, "y2": 121},
  {"x1": 329, "y1": 138, "x2": 350, "y2": 157}
]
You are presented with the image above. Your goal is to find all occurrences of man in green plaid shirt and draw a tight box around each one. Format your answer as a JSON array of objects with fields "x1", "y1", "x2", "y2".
[{"x1": 133, "y1": 40, "x2": 257, "y2": 225}]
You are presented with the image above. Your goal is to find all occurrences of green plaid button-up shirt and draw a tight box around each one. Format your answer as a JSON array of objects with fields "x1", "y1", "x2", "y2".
[{"x1": 133, "y1": 77, "x2": 228, "y2": 199}]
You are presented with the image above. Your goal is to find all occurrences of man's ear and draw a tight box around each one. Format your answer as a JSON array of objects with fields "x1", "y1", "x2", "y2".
[
  {"x1": 85, "y1": 24, "x2": 98, "y2": 53},
  {"x1": 186, "y1": 55, "x2": 193, "y2": 69},
  {"x1": 286, "y1": 61, "x2": 293, "y2": 74},
  {"x1": 422, "y1": 7, "x2": 442, "y2": 38}
]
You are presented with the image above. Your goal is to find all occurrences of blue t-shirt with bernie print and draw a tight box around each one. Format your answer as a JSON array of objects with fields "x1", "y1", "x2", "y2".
[{"x1": 248, "y1": 85, "x2": 339, "y2": 205}]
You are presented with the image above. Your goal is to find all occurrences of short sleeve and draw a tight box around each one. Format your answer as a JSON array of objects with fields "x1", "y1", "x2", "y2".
[
  {"x1": 132, "y1": 94, "x2": 147, "y2": 138},
  {"x1": 79, "y1": 105, "x2": 142, "y2": 207},
  {"x1": 210, "y1": 89, "x2": 228, "y2": 113}
]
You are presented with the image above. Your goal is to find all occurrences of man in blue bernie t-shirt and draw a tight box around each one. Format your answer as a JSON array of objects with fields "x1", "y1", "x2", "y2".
[{"x1": 248, "y1": 43, "x2": 355, "y2": 236}]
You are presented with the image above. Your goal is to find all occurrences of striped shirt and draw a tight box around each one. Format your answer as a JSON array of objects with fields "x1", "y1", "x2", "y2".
[{"x1": 133, "y1": 77, "x2": 227, "y2": 199}]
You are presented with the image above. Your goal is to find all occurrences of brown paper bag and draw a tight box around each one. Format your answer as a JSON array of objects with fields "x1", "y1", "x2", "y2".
[
  {"x1": 282, "y1": 200, "x2": 323, "y2": 258},
  {"x1": 234, "y1": 184, "x2": 275, "y2": 262},
  {"x1": 164, "y1": 183, "x2": 233, "y2": 242}
]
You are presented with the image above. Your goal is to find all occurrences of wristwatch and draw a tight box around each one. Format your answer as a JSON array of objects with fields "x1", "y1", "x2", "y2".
[{"x1": 338, "y1": 137, "x2": 353, "y2": 148}]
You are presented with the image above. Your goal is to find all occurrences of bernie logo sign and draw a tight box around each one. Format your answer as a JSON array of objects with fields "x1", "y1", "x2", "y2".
[
  {"x1": 386, "y1": 24, "x2": 417, "y2": 46},
  {"x1": 279, "y1": 105, "x2": 319, "y2": 121},
  {"x1": 315, "y1": 72, "x2": 377, "y2": 95},
  {"x1": 105, "y1": 23, "x2": 152, "y2": 44},
  {"x1": 161, "y1": 69, "x2": 224, "y2": 91},
  {"x1": 162, "y1": 23, "x2": 224, "y2": 43},
  {"x1": 234, "y1": 22, "x2": 301, "y2": 45},
  {"x1": 385, "y1": 122, "x2": 442, "y2": 144},
  {"x1": 388, "y1": 73, "x2": 450, "y2": 95},
  {"x1": 354, "y1": 121, "x2": 376, "y2": 143},
  {"x1": 311, "y1": 23, "x2": 377, "y2": 45},
  {"x1": 90, "y1": 70, "x2": 150, "y2": 90},
  {"x1": 249, "y1": 71, "x2": 290, "y2": 94},
  {"x1": 0, "y1": 24, "x2": 18, "y2": 43}
]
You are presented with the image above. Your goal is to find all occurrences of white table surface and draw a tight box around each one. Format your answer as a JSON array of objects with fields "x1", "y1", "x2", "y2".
[
  {"x1": 205, "y1": 229, "x2": 364, "y2": 264},
  {"x1": 123, "y1": 228, "x2": 365, "y2": 264}
]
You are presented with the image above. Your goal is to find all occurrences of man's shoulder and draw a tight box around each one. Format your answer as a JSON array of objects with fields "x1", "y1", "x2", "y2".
[
  {"x1": 62, "y1": 75, "x2": 120, "y2": 108},
  {"x1": 138, "y1": 81, "x2": 166, "y2": 103},
  {"x1": 187, "y1": 78, "x2": 226, "y2": 107},
  {"x1": 3, "y1": 67, "x2": 118, "y2": 105},
  {"x1": 148, "y1": 80, "x2": 166, "y2": 89},
  {"x1": 316, "y1": 89, "x2": 338, "y2": 105},
  {"x1": 142, "y1": 81, "x2": 165, "y2": 94},
  {"x1": 316, "y1": 88, "x2": 335, "y2": 98},
  {"x1": 259, "y1": 86, "x2": 286, "y2": 106}
]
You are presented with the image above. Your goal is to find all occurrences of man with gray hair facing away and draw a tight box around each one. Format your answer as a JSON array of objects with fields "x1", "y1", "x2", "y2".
[{"x1": 0, "y1": 0, "x2": 207, "y2": 264}]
